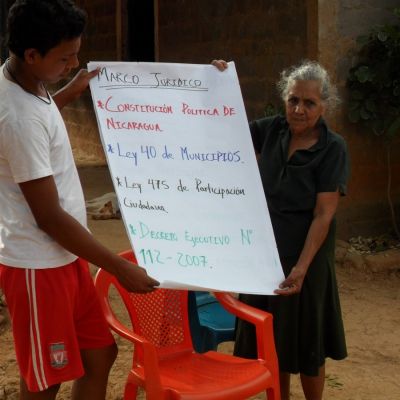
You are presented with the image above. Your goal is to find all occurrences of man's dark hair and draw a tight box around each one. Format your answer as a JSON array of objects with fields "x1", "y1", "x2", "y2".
[{"x1": 6, "y1": 0, "x2": 87, "y2": 58}]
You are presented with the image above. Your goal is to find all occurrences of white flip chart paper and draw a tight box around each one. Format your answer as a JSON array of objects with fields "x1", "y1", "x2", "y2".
[{"x1": 88, "y1": 61, "x2": 284, "y2": 294}]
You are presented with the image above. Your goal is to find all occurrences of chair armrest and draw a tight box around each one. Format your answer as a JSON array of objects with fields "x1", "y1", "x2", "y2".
[
  {"x1": 94, "y1": 268, "x2": 162, "y2": 390},
  {"x1": 214, "y1": 292, "x2": 279, "y2": 372},
  {"x1": 103, "y1": 304, "x2": 150, "y2": 348},
  {"x1": 214, "y1": 292, "x2": 272, "y2": 326}
]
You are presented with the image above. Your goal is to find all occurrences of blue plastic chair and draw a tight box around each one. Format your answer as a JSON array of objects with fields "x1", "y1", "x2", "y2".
[{"x1": 188, "y1": 290, "x2": 236, "y2": 353}]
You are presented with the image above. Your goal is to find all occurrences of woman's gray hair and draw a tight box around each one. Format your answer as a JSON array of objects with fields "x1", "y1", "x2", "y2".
[{"x1": 277, "y1": 60, "x2": 340, "y2": 110}]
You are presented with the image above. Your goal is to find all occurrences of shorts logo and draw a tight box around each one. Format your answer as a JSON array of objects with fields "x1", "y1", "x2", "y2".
[{"x1": 49, "y1": 342, "x2": 68, "y2": 369}]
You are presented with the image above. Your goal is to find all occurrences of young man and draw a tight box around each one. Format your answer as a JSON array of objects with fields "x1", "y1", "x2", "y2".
[{"x1": 0, "y1": 1, "x2": 159, "y2": 399}]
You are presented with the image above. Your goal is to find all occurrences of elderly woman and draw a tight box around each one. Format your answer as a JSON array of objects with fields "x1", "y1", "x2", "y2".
[{"x1": 213, "y1": 60, "x2": 349, "y2": 400}]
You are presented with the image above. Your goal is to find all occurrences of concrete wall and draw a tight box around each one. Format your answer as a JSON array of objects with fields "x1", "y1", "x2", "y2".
[
  {"x1": 157, "y1": 0, "x2": 310, "y2": 120},
  {"x1": 66, "y1": 0, "x2": 311, "y2": 157},
  {"x1": 60, "y1": 0, "x2": 120, "y2": 166},
  {"x1": 0, "y1": 0, "x2": 13, "y2": 62},
  {"x1": 317, "y1": 0, "x2": 400, "y2": 237},
  {"x1": 60, "y1": 0, "x2": 400, "y2": 238}
]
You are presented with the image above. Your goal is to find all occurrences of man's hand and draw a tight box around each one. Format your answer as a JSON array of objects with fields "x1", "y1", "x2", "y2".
[
  {"x1": 53, "y1": 67, "x2": 100, "y2": 109},
  {"x1": 114, "y1": 258, "x2": 160, "y2": 293},
  {"x1": 66, "y1": 68, "x2": 100, "y2": 96}
]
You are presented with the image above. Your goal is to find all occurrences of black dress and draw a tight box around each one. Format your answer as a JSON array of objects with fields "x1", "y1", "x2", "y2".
[{"x1": 234, "y1": 115, "x2": 349, "y2": 376}]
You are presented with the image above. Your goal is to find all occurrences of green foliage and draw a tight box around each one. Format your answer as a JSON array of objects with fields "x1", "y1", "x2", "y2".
[{"x1": 347, "y1": 8, "x2": 400, "y2": 141}]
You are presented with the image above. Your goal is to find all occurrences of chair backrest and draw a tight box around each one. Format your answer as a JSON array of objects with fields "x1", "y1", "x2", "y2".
[
  {"x1": 194, "y1": 291, "x2": 219, "y2": 307},
  {"x1": 106, "y1": 250, "x2": 194, "y2": 360},
  {"x1": 188, "y1": 290, "x2": 236, "y2": 353}
]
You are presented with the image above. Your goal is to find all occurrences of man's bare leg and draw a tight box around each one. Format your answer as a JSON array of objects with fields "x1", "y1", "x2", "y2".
[
  {"x1": 20, "y1": 378, "x2": 60, "y2": 400},
  {"x1": 71, "y1": 343, "x2": 117, "y2": 400}
]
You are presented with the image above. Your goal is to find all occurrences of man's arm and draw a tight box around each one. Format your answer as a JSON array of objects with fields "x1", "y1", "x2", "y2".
[
  {"x1": 19, "y1": 175, "x2": 159, "y2": 293},
  {"x1": 53, "y1": 68, "x2": 99, "y2": 110}
]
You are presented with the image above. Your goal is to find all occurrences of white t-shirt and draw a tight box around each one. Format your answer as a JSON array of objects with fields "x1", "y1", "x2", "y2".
[{"x1": 0, "y1": 65, "x2": 87, "y2": 268}]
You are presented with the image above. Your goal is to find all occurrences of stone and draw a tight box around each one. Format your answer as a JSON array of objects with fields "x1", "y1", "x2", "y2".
[
  {"x1": 336, "y1": 239, "x2": 351, "y2": 250},
  {"x1": 341, "y1": 251, "x2": 367, "y2": 271},
  {"x1": 364, "y1": 249, "x2": 400, "y2": 273},
  {"x1": 335, "y1": 246, "x2": 348, "y2": 264}
]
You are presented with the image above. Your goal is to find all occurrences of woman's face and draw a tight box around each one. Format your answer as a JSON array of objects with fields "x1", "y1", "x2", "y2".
[{"x1": 285, "y1": 80, "x2": 326, "y2": 135}]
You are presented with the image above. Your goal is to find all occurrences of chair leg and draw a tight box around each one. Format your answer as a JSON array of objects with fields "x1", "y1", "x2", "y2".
[
  {"x1": 124, "y1": 381, "x2": 138, "y2": 399},
  {"x1": 266, "y1": 386, "x2": 281, "y2": 400}
]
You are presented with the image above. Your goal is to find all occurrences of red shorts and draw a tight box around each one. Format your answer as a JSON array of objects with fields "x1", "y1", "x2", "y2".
[{"x1": 0, "y1": 258, "x2": 115, "y2": 392}]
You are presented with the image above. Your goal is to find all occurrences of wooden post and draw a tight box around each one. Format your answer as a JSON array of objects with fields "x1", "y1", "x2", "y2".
[
  {"x1": 116, "y1": 0, "x2": 122, "y2": 60},
  {"x1": 154, "y1": 0, "x2": 159, "y2": 61}
]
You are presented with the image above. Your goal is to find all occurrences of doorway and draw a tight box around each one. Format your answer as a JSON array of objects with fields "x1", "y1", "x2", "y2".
[{"x1": 125, "y1": 0, "x2": 155, "y2": 61}]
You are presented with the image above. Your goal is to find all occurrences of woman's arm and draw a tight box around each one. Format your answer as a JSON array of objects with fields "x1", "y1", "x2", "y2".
[
  {"x1": 275, "y1": 191, "x2": 339, "y2": 295},
  {"x1": 53, "y1": 68, "x2": 100, "y2": 110}
]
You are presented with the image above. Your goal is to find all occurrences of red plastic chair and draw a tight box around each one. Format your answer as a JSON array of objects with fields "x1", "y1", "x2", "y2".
[{"x1": 94, "y1": 249, "x2": 281, "y2": 400}]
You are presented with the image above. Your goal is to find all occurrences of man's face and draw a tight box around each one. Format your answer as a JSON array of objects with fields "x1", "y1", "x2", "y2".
[{"x1": 30, "y1": 36, "x2": 81, "y2": 84}]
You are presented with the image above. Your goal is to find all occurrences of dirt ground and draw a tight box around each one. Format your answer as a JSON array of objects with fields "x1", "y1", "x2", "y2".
[{"x1": 1, "y1": 166, "x2": 399, "y2": 400}]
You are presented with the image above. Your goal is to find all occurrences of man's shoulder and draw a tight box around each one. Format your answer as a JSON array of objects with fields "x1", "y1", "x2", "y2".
[{"x1": 0, "y1": 90, "x2": 51, "y2": 129}]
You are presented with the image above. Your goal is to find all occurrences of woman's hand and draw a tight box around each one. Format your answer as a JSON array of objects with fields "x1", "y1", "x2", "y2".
[
  {"x1": 211, "y1": 59, "x2": 228, "y2": 71},
  {"x1": 274, "y1": 266, "x2": 306, "y2": 296}
]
